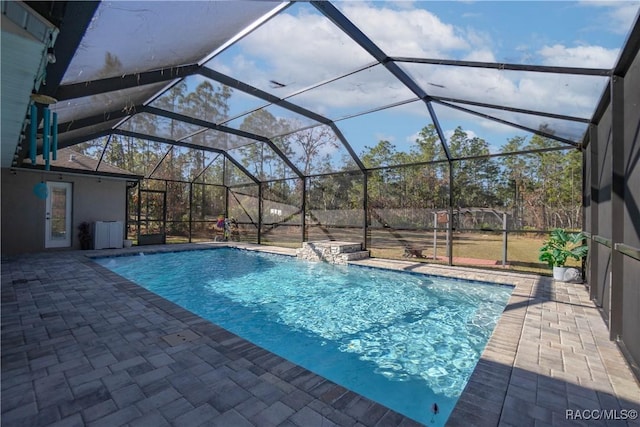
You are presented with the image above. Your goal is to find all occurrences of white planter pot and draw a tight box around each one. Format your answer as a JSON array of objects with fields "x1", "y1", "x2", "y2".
[
  {"x1": 123, "y1": 239, "x2": 133, "y2": 248},
  {"x1": 553, "y1": 266, "x2": 568, "y2": 281}
]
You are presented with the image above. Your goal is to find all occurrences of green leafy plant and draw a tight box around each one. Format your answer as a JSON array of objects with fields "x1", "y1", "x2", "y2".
[{"x1": 539, "y1": 228, "x2": 588, "y2": 267}]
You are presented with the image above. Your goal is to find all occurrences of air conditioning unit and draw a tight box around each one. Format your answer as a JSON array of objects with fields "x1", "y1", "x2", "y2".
[{"x1": 93, "y1": 221, "x2": 124, "y2": 249}]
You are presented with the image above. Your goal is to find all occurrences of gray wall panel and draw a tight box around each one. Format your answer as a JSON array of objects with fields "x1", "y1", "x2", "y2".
[
  {"x1": 623, "y1": 49, "x2": 640, "y2": 250},
  {"x1": 596, "y1": 245, "x2": 612, "y2": 316},
  {"x1": 1, "y1": 168, "x2": 127, "y2": 255},
  {"x1": 584, "y1": 142, "x2": 592, "y2": 232},
  {"x1": 596, "y1": 106, "x2": 612, "y2": 241},
  {"x1": 621, "y1": 47, "x2": 640, "y2": 376},
  {"x1": 622, "y1": 256, "x2": 640, "y2": 369},
  {"x1": 593, "y1": 106, "x2": 613, "y2": 312}
]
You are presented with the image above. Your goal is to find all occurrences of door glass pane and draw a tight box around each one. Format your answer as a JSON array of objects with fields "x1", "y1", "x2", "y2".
[{"x1": 50, "y1": 187, "x2": 68, "y2": 240}]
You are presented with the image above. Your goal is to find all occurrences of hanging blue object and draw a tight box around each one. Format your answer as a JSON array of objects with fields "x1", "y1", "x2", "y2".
[
  {"x1": 29, "y1": 104, "x2": 37, "y2": 164},
  {"x1": 43, "y1": 107, "x2": 50, "y2": 170},
  {"x1": 52, "y1": 111, "x2": 58, "y2": 161},
  {"x1": 33, "y1": 182, "x2": 48, "y2": 199}
]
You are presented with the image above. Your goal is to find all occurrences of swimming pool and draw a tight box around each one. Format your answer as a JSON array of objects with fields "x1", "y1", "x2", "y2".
[{"x1": 96, "y1": 248, "x2": 512, "y2": 425}]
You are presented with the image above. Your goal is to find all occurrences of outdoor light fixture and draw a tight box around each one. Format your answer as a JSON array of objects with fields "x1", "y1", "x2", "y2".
[
  {"x1": 47, "y1": 47, "x2": 56, "y2": 64},
  {"x1": 46, "y1": 32, "x2": 56, "y2": 64}
]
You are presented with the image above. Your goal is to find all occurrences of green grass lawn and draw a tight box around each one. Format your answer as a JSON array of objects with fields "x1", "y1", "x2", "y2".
[
  {"x1": 370, "y1": 232, "x2": 582, "y2": 275},
  {"x1": 160, "y1": 228, "x2": 578, "y2": 276}
]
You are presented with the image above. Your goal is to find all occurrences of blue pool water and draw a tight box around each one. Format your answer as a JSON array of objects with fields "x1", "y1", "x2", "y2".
[{"x1": 96, "y1": 248, "x2": 512, "y2": 425}]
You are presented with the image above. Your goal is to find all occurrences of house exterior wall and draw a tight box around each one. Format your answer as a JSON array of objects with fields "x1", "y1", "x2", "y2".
[{"x1": 1, "y1": 168, "x2": 128, "y2": 255}]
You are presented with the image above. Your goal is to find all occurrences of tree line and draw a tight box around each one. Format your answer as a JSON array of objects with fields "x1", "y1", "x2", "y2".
[{"x1": 73, "y1": 66, "x2": 582, "y2": 232}]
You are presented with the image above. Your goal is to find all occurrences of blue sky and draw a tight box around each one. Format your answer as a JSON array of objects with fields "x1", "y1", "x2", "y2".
[
  {"x1": 201, "y1": 0, "x2": 638, "y2": 164},
  {"x1": 419, "y1": 1, "x2": 633, "y2": 60},
  {"x1": 62, "y1": 1, "x2": 639, "y2": 169}
]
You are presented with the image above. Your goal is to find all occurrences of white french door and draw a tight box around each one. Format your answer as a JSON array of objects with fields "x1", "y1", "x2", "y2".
[{"x1": 45, "y1": 181, "x2": 72, "y2": 248}]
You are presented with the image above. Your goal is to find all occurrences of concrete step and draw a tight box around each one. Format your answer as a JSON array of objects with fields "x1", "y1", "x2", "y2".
[{"x1": 339, "y1": 250, "x2": 370, "y2": 262}]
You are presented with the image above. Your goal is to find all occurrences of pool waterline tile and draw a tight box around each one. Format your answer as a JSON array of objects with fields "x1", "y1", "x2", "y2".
[{"x1": 1, "y1": 242, "x2": 638, "y2": 427}]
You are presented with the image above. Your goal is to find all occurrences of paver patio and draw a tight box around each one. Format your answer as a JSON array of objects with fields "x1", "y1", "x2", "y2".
[{"x1": 2, "y1": 243, "x2": 639, "y2": 426}]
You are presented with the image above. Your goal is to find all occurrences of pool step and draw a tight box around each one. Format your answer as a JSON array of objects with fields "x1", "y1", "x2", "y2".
[
  {"x1": 338, "y1": 250, "x2": 370, "y2": 262},
  {"x1": 296, "y1": 240, "x2": 370, "y2": 265}
]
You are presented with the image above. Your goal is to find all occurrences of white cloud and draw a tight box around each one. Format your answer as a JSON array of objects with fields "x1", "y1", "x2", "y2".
[
  {"x1": 580, "y1": 1, "x2": 640, "y2": 34},
  {"x1": 339, "y1": 3, "x2": 470, "y2": 57},
  {"x1": 444, "y1": 128, "x2": 478, "y2": 141},
  {"x1": 537, "y1": 44, "x2": 620, "y2": 68},
  {"x1": 405, "y1": 60, "x2": 607, "y2": 120},
  {"x1": 283, "y1": 65, "x2": 418, "y2": 118},
  {"x1": 609, "y1": 2, "x2": 640, "y2": 32},
  {"x1": 374, "y1": 132, "x2": 396, "y2": 144},
  {"x1": 211, "y1": 2, "x2": 622, "y2": 142},
  {"x1": 229, "y1": 1, "x2": 490, "y2": 115},
  {"x1": 389, "y1": 1, "x2": 418, "y2": 12},
  {"x1": 462, "y1": 28, "x2": 494, "y2": 57},
  {"x1": 463, "y1": 49, "x2": 496, "y2": 62},
  {"x1": 241, "y1": 10, "x2": 373, "y2": 84},
  {"x1": 406, "y1": 131, "x2": 421, "y2": 145}
]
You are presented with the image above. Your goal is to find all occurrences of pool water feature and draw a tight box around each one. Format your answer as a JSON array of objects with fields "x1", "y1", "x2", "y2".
[{"x1": 96, "y1": 248, "x2": 513, "y2": 425}]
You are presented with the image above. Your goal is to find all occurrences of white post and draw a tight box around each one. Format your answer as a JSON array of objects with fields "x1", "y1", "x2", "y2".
[
  {"x1": 446, "y1": 211, "x2": 450, "y2": 260},
  {"x1": 433, "y1": 211, "x2": 438, "y2": 260},
  {"x1": 502, "y1": 212, "x2": 508, "y2": 267}
]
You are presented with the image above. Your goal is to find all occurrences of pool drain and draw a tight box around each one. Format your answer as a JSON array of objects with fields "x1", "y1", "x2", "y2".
[{"x1": 161, "y1": 329, "x2": 200, "y2": 346}]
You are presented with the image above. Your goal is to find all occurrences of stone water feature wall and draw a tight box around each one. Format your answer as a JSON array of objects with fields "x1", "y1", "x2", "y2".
[{"x1": 296, "y1": 241, "x2": 369, "y2": 265}]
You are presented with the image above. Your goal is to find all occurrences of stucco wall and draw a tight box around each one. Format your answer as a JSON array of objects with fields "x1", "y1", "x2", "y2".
[{"x1": 1, "y1": 168, "x2": 128, "y2": 255}]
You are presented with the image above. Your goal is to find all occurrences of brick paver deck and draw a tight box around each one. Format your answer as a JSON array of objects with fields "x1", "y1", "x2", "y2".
[
  {"x1": 2, "y1": 243, "x2": 639, "y2": 426},
  {"x1": 352, "y1": 258, "x2": 640, "y2": 426}
]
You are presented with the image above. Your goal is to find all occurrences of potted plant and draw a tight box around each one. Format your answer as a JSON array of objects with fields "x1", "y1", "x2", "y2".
[
  {"x1": 539, "y1": 228, "x2": 588, "y2": 280},
  {"x1": 78, "y1": 222, "x2": 92, "y2": 250}
]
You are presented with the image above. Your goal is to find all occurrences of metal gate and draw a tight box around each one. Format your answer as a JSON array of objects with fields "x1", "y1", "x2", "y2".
[{"x1": 137, "y1": 189, "x2": 167, "y2": 245}]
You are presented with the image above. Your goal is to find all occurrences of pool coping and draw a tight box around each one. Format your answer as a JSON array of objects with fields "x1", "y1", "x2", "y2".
[
  {"x1": 85, "y1": 250, "x2": 420, "y2": 426},
  {"x1": 1, "y1": 244, "x2": 421, "y2": 427},
  {"x1": 347, "y1": 257, "x2": 531, "y2": 426},
  {"x1": 345, "y1": 255, "x2": 640, "y2": 426},
  {"x1": 85, "y1": 243, "x2": 640, "y2": 421},
  {"x1": 2, "y1": 242, "x2": 639, "y2": 427}
]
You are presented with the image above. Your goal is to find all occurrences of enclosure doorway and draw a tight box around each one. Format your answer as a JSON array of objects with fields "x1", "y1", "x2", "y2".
[
  {"x1": 45, "y1": 181, "x2": 72, "y2": 248},
  {"x1": 137, "y1": 189, "x2": 167, "y2": 245}
]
